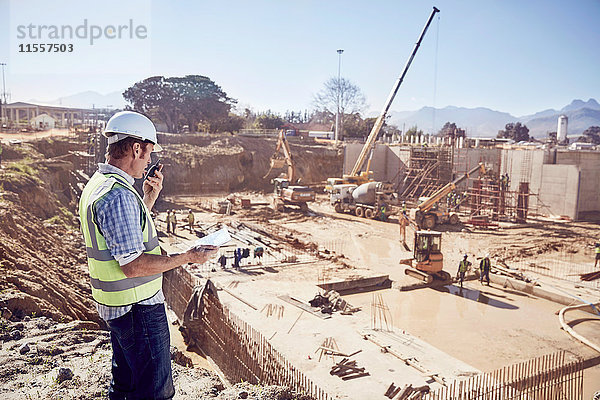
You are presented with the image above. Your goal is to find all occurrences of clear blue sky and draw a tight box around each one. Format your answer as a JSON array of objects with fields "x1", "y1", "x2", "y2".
[{"x1": 1, "y1": 0, "x2": 599, "y2": 117}]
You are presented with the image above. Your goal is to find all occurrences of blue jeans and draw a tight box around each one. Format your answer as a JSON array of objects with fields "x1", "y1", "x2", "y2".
[
  {"x1": 480, "y1": 269, "x2": 490, "y2": 284},
  {"x1": 106, "y1": 303, "x2": 174, "y2": 400}
]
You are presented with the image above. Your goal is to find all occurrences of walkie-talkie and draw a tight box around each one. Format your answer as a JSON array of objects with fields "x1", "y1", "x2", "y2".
[{"x1": 144, "y1": 159, "x2": 161, "y2": 181}]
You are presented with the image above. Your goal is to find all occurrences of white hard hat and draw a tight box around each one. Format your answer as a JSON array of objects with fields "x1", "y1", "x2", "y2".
[
  {"x1": 103, "y1": 111, "x2": 162, "y2": 152},
  {"x1": 485, "y1": 253, "x2": 490, "y2": 258}
]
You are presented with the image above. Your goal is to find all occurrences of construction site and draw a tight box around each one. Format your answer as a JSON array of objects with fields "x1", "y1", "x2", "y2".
[
  {"x1": 0, "y1": 120, "x2": 599, "y2": 399},
  {"x1": 1, "y1": 6, "x2": 599, "y2": 399}
]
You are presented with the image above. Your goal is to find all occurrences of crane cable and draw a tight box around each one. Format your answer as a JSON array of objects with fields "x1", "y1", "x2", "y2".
[{"x1": 431, "y1": 13, "x2": 440, "y2": 136}]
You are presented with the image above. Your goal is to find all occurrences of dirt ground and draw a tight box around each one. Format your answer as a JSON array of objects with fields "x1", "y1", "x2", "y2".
[
  {"x1": 167, "y1": 192, "x2": 600, "y2": 399},
  {"x1": 1, "y1": 134, "x2": 599, "y2": 398}
]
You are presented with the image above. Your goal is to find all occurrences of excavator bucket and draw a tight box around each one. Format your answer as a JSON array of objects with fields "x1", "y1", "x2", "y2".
[{"x1": 263, "y1": 157, "x2": 287, "y2": 179}]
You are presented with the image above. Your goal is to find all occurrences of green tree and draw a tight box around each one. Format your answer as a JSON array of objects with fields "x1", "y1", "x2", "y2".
[
  {"x1": 169, "y1": 75, "x2": 234, "y2": 133},
  {"x1": 123, "y1": 75, "x2": 236, "y2": 133},
  {"x1": 123, "y1": 76, "x2": 179, "y2": 132},
  {"x1": 436, "y1": 122, "x2": 456, "y2": 137},
  {"x1": 577, "y1": 126, "x2": 600, "y2": 144},
  {"x1": 208, "y1": 114, "x2": 245, "y2": 134},
  {"x1": 343, "y1": 115, "x2": 381, "y2": 139},
  {"x1": 405, "y1": 125, "x2": 424, "y2": 137},
  {"x1": 497, "y1": 122, "x2": 530, "y2": 142},
  {"x1": 255, "y1": 112, "x2": 285, "y2": 129}
]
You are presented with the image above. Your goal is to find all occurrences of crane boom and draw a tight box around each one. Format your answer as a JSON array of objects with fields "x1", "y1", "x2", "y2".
[
  {"x1": 416, "y1": 163, "x2": 486, "y2": 213},
  {"x1": 349, "y1": 6, "x2": 440, "y2": 177}
]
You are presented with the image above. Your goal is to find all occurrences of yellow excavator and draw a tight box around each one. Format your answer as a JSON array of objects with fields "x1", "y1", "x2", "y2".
[
  {"x1": 409, "y1": 163, "x2": 486, "y2": 230},
  {"x1": 265, "y1": 130, "x2": 315, "y2": 211},
  {"x1": 399, "y1": 163, "x2": 486, "y2": 283},
  {"x1": 325, "y1": 6, "x2": 440, "y2": 193},
  {"x1": 400, "y1": 228, "x2": 448, "y2": 284}
]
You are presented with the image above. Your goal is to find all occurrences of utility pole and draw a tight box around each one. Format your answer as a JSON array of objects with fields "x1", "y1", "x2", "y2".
[
  {"x1": 335, "y1": 49, "x2": 344, "y2": 144},
  {"x1": 0, "y1": 63, "x2": 6, "y2": 129}
]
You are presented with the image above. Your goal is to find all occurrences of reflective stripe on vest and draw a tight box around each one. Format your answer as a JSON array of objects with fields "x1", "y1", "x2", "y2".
[
  {"x1": 459, "y1": 260, "x2": 469, "y2": 272},
  {"x1": 596, "y1": 247, "x2": 600, "y2": 254},
  {"x1": 79, "y1": 171, "x2": 162, "y2": 306}
]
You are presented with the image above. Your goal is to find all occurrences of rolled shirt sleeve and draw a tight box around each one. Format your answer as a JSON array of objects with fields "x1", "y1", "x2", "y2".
[{"x1": 94, "y1": 187, "x2": 145, "y2": 266}]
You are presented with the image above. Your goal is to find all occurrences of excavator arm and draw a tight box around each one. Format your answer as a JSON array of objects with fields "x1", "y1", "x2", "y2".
[{"x1": 265, "y1": 130, "x2": 297, "y2": 183}]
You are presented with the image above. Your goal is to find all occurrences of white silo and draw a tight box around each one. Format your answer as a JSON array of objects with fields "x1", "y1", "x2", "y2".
[{"x1": 557, "y1": 115, "x2": 568, "y2": 142}]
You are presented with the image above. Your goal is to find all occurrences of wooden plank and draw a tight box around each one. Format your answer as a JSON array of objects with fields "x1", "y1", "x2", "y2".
[{"x1": 278, "y1": 295, "x2": 331, "y2": 319}]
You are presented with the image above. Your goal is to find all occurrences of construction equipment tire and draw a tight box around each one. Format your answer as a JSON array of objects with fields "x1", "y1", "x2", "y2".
[
  {"x1": 438, "y1": 270, "x2": 452, "y2": 281},
  {"x1": 449, "y1": 214, "x2": 459, "y2": 225},
  {"x1": 355, "y1": 207, "x2": 364, "y2": 218},
  {"x1": 334, "y1": 203, "x2": 343, "y2": 213},
  {"x1": 273, "y1": 198, "x2": 284, "y2": 212},
  {"x1": 424, "y1": 215, "x2": 436, "y2": 230},
  {"x1": 365, "y1": 208, "x2": 374, "y2": 219}
]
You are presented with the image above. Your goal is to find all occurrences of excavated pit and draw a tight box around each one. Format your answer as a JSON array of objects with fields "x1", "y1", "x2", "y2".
[{"x1": 1, "y1": 134, "x2": 599, "y2": 399}]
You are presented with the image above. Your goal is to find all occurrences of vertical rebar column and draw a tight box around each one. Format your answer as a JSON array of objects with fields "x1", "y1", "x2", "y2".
[{"x1": 516, "y1": 182, "x2": 529, "y2": 223}]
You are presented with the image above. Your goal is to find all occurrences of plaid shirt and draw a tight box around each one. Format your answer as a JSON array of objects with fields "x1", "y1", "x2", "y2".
[{"x1": 93, "y1": 163, "x2": 164, "y2": 321}]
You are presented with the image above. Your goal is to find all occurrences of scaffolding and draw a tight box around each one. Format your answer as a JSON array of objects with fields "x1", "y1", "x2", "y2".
[
  {"x1": 466, "y1": 177, "x2": 532, "y2": 225},
  {"x1": 399, "y1": 146, "x2": 453, "y2": 199}
]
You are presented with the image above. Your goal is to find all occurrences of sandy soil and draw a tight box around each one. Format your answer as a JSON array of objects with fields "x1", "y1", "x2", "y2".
[
  {"x1": 169, "y1": 192, "x2": 600, "y2": 398},
  {"x1": 0, "y1": 314, "x2": 316, "y2": 400},
  {"x1": 1, "y1": 134, "x2": 599, "y2": 398}
]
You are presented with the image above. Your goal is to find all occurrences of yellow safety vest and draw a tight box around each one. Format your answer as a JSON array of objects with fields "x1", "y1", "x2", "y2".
[
  {"x1": 79, "y1": 171, "x2": 162, "y2": 306},
  {"x1": 481, "y1": 258, "x2": 491, "y2": 271},
  {"x1": 459, "y1": 260, "x2": 469, "y2": 272},
  {"x1": 596, "y1": 247, "x2": 600, "y2": 254}
]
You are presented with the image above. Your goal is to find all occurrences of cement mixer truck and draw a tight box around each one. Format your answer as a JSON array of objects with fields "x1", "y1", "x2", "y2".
[{"x1": 330, "y1": 181, "x2": 394, "y2": 219}]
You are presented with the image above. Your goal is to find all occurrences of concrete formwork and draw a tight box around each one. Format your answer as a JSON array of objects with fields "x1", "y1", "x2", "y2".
[
  {"x1": 538, "y1": 164, "x2": 580, "y2": 219},
  {"x1": 343, "y1": 142, "x2": 407, "y2": 183},
  {"x1": 555, "y1": 150, "x2": 600, "y2": 219},
  {"x1": 343, "y1": 143, "x2": 600, "y2": 220}
]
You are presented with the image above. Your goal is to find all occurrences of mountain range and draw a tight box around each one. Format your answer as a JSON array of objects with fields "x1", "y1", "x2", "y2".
[
  {"x1": 388, "y1": 98, "x2": 600, "y2": 138},
  {"x1": 27, "y1": 90, "x2": 600, "y2": 139},
  {"x1": 28, "y1": 90, "x2": 126, "y2": 110}
]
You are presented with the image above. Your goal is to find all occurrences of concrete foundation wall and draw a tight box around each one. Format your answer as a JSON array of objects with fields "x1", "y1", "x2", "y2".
[
  {"x1": 454, "y1": 148, "x2": 501, "y2": 176},
  {"x1": 555, "y1": 151, "x2": 600, "y2": 216},
  {"x1": 578, "y1": 169, "x2": 600, "y2": 216},
  {"x1": 498, "y1": 149, "x2": 545, "y2": 210},
  {"x1": 342, "y1": 143, "x2": 600, "y2": 220},
  {"x1": 538, "y1": 164, "x2": 580, "y2": 219},
  {"x1": 343, "y1": 143, "x2": 404, "y2": 183},
  {"x1": 453, "y1": 148, "x2": 501, "y2": 190}
]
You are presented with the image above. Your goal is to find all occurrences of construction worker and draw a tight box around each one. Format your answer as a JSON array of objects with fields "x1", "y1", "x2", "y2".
[
  {"x1": 503, "y1": 173, "x2": 510, "y2": 190},
  {"x1": 456, "y1": 254, "x2": 471, "y2": 288},
  {"x1": 399, "y1": 213, "x2": 407, "y2": 244},
  {"x1": 187, "y1": 209, "x2": 195, "y2": 232},
  {"x1": 170, "y1": 209, "x2": 177, "y2": 234},
  {"x1": 218, "y1": 254, "x2": 227, "y2": 269},
  {"x1": 233, "y1": 248, "x2": 241, "y2": 269},
  {"x1": 402, "y1": 201, "x2": 407, "y2": 216},
  {"x1": 480, "y1": 253, "x2": 491, "y2": 286},
  {"x1": 166, "y1": 210, "x2": 172, "y2": 234},
  {"x1": 78, "y1": 111, "x2": 218, "y2": 399},
  {"x1": 595, "y1": 243, "x2": 600, "y2": 269},
  {"x1": 379, "y1": 204, "x2": 388, "y2": 222}
]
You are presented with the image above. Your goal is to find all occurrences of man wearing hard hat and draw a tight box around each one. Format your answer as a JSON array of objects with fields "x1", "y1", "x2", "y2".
[
  {"x1": 79, "y1": 111, "x2": 218, "y2": 399},
  {"x1": 456, "y1": 254, "x2": 471, "y2": 288},
  {"x1": 480, "y1": 253, "x2": 491, "y2": 286}
]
